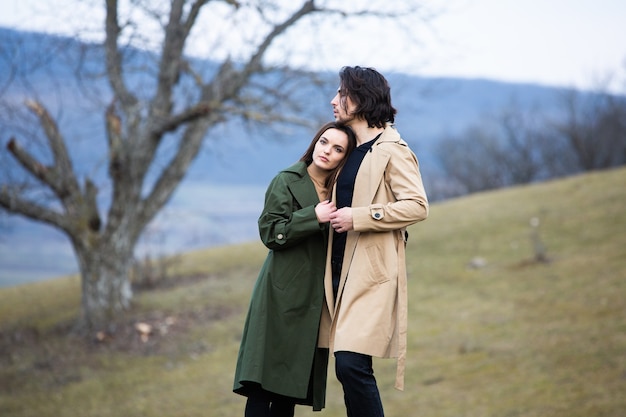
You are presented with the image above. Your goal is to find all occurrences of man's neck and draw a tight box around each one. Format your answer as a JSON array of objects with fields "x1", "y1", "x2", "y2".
[{"x1": 351, "y1": 123, "x2": 385, "y2": 146}]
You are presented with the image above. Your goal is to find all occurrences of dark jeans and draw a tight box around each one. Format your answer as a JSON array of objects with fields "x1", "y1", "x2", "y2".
[
  {"x1": 244, "y1": 385, "x2": 296, "y2": 417},
  {"x1": 335, "y1": 351, "x2": 384, "y2": 417}
]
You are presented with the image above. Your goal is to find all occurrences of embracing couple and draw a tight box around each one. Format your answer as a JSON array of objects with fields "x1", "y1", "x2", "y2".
[{"x1": 232, "y1": 66, "x2": 429, "y2": 417}]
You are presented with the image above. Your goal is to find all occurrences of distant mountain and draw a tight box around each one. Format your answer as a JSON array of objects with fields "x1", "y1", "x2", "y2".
[{"x1": 0, "y1": 27, "x2": 568, "y2": 286}]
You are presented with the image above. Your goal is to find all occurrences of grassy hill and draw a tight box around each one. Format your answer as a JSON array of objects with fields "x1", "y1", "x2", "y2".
[{"x1": 1, "y1": 167, "x2": 625, "y2": 417}]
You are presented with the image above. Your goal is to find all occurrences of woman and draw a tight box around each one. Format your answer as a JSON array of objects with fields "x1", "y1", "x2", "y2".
[{"x1": 233, "y1": 122, "x2": 357, "y2": 417}]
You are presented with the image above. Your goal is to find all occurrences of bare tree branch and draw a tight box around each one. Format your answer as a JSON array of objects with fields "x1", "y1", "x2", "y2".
[
  {"x1": 104, "y1": 0, "x2": 138, "y2": 110},
  {"x1": 6, "y1": 138, "x2": 50, "y2": 183},
  {"x1": 24, "y1": 100, "x2": 81, "y2": 196},
  {"x1": 6, "y1": 138, "x2": 69, "y2": 199},
  {"x1": 244, "y1": 0, "x2": 318, "y2": 79},
  {"x1": 0, "y1": 185, "x2": 69, "y2": 230},
  {"x1": 152, "y1": 101, "x2": 217, "y2": 135},
  {"x1": 103, "y1": 101, "x2": 134, "y2": 236},
  {"x1": 138, "y1": 118, "x2": 210, "y2": 227},
  {"x1": 183, "y1": 0, "x2": 211, "y2": 35}
]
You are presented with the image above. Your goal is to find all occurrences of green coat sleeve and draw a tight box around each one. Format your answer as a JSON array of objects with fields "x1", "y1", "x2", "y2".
[{"x1": 258, "y1": 172, "x2": 325, "y2": 251}]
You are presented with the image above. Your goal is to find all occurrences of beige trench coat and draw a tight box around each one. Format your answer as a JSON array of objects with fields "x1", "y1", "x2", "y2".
[{"x1": 318, "y1": 124, "x2": 429, "y2": 391}]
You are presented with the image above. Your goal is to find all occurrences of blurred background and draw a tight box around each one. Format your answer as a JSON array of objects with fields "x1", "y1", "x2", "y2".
[
  {"x1": 1, "y1": 0, "x2": 623, "y2": 286},
  {"x1": 0, "y1": 2, "x2": 625, "y2": 417}
]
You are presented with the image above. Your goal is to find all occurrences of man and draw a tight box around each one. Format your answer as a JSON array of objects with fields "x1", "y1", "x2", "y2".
[{"x1": 319, "y1": 66, "x2": 429, "y2": 417}]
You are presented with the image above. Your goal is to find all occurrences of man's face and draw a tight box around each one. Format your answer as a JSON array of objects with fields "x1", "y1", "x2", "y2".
[{"x1": 331, "y1": 86, "x2": 357, "y2": 125}]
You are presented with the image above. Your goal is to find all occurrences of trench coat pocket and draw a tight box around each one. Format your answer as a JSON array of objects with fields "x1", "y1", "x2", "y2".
[{"x1": 365, "y1": 244, "x2": 391, "y2": 285}]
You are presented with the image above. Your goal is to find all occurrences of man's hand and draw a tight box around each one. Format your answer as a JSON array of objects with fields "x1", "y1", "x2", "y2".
[{"x1": 329, "y1": 207, "x2": 354, "y2": 233}]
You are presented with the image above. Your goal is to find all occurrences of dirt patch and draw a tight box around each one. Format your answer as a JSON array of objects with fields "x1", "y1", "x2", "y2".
[
  {"x1": 0, "y1": 305, "x2": 240, "y2": 393},
  {"x1": 87, "y1": 303, "x2": 238, "y2": 355},
  {"x1": 131, "y1": 272, "x2": 211, "y2": 292},
  {"x1": 0, "y1": 272, "x2": 244, "y2": 392},
  {"x1": 1, "y1": 275, "x2": 240, "y2": 356}
]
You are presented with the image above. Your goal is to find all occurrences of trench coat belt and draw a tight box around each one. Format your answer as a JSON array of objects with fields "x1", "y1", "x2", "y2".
[{"x1": 395, "y1": 239, "x2": 408, "y2": 391}]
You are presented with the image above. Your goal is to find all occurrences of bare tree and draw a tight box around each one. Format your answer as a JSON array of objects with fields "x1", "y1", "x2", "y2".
[
  {"x1": 551, "y1": 87, "x2": 626, "y2": 172},
  {"x1": 0, "y1": 0, "x2": 430, "y2": 333},
  {"x1": 434, "y1": 83, "x2": 626, "y2": 198},
  {"x1": 434, "y1": 103, "x2": 549, "y2": 195},
  {"x1": 496, "y1": 106, "x2": 550, "y2": 184},
  {"x1": 435, "y1": 126, "x2": 507, "y2": 194}
]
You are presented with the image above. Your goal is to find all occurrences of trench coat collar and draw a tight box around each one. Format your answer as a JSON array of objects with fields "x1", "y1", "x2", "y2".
[
  {"x1": 351, "y1": 125, "x2": 399, "y2": 207},
  {"x1": 283, "y1": 161, "x2": 320, "y2": 209}
]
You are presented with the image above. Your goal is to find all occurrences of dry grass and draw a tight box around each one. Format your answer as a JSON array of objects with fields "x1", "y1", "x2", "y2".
[{"x1": 1, "y1": 167, "x2": 625, "y2": 417}]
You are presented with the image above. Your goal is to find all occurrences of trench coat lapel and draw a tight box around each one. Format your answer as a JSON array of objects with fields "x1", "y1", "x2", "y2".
[
  {"x1": 288, "y1": 169, "x2": 318, "y2": 209},
  {"x1": 352, "y1": 143, "x2": 390, "y2": 207},
  {"x1": 334, "y1": 143, "x2": 391, "y2": 305}
]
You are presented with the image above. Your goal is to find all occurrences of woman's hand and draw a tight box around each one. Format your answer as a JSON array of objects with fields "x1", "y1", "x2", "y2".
[{"x1": 315, "y1": 200, "x2": 337, "y2": 223}]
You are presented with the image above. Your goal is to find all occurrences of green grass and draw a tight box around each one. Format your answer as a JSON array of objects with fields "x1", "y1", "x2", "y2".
[{"x1": 1, "y1": 167, "x2": 625, "y2": 417}]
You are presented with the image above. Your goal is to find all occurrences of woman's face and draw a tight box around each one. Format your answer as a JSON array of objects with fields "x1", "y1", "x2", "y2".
[{"x1": 312, "y1": 128, "x2": 349, "y2": 171}]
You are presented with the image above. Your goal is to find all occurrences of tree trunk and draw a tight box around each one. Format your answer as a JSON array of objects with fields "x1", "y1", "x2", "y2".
[{"x1": 74, "y1": 236, "x2": 134, "y2": 333}]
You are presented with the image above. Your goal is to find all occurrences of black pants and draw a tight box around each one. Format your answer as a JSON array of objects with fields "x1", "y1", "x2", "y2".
[
  {"x1": 335, "y1": 351, "x2": 384, "y2": 417},
  {"x1": 244, "y1": 385, "x2": 296, "y2": 417}
]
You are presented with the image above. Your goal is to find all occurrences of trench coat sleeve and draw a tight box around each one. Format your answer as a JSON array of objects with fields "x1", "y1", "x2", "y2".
[{"x1": 352, "y1": 141, "x2": 428, "y2": 232}]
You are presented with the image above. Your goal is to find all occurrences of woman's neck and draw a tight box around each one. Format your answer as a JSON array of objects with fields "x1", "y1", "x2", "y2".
[
  {"x1": 307, "y1": 163, "x2": 330, "y2": 201},
  {"x1": 307, "y1": 163, "x2": 328, "y2": 183}
]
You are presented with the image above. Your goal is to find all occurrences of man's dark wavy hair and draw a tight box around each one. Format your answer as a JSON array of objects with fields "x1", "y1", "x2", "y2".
[{"x1": 338, "y1": 66, "x2": 397, "y2": 128}]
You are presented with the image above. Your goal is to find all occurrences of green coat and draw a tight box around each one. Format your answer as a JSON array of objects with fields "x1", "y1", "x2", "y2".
[{"x1": 233, "y1": 161, "x2": 330, "y2": 411}]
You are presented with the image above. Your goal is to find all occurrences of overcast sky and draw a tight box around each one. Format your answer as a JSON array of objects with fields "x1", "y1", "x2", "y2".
[
  {"x1": 420, "y1": 0, "x2": 626, "y2": 91},
  {"x1": 2, "y1": 0, "x2": 625, "y2": 92}
]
